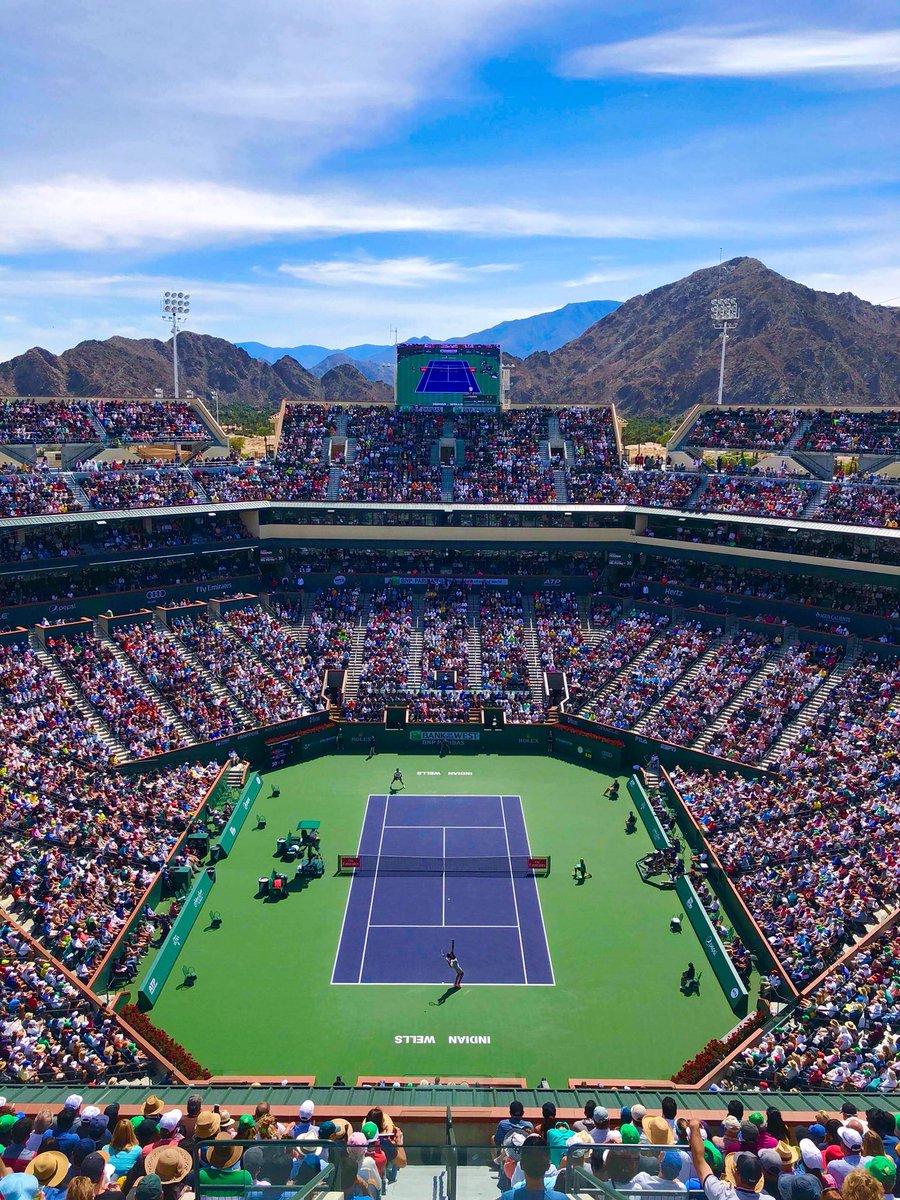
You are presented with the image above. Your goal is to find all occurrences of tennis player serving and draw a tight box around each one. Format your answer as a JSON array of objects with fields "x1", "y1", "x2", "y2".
[{"x1": 443, "y1": 940, "x2": 464, "y2": 989}]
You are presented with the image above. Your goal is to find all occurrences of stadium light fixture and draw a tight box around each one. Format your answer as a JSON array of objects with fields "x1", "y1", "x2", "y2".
[
  {"x1": 161, "y1": 291, "x2": 191, "y2": 399},
  {"x1": 710, "y1": 297, "x2": 739, "y2": 406}
]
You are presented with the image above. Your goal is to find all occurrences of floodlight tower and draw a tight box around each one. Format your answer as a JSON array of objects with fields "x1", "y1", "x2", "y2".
[
  {"x1": 161, "y1": 291, "x2": 191, "y2": 399},
  {"x1": 710, "y1": 296, "x2": 739, "y2": 406}
]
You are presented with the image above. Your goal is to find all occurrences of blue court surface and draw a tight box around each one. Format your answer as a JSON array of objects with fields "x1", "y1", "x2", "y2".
[
  {"x1": 415, "y1": 360, "x2": 481, "y2": 394},
  {"x1": 332, "y1": 795, "x2": 554, "y2": 985}
]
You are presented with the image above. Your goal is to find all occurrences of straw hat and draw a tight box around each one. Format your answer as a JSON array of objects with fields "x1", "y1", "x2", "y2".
[
  {"x1": 207, "y1": 1137, "x2": 242, "y2": 1169},
  {"x1": 194, "y1": 1111, "x2": 221, "y2": 1140},
  {"x1": 644, "y1": 1115, "x2": 675, "y2": 1146},
  {"x1": 142, "y1": 1095, "x2": 165, "y2": 1118},
  {"x1": 25, "y1": 1153, "x2": 69, "y2": 1188},
  {"x1": 145, "y1": 1146, "x2": 192, "y2": 1184}
]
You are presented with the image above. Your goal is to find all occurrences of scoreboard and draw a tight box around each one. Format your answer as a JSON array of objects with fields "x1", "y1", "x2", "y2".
[{"x1": 395, "y1": 342, "x2": 501, "y2": 412}]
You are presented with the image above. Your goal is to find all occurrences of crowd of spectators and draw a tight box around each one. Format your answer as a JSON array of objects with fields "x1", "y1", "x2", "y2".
[
  {"x1": 78, "y1": 468, "x2": 203, "y2": 512},
  {"x1": 705, "y1": 641, "x2": 844, "y2": 763},
  {"x1": 0, "y1": 642, "x2": 112, "y2": 766},
  {"x1": 198, "y1": 460, "x2": 329, "y2": 502},
  {"x1": 818, "y1": 483, "x2": 900, "y2": 529},
  {"x1": 581, "y1": 620, "x2": 715, "y2": 729},
  {"x1": 45, "y1": 631, "x2": 189, "y2": 758},
  {"x1": 113, "y1": 622, "x2": 249, "y2": 741},
  {"x1": 685, "y1": 407, "x2": 802, "y2": 450},
  {"x1": 478, "y1": 591, "x2": 544, "y2": 722},
  {"x1": 800, "y1": 409, "x2": 900, "y2": 455},
  {"x1": 697, "y1": 476, "x2": 816, "y2": 519},
  {"x1": 341, "y1": 408, "x2": 442, "y2": 502},
  {"x1": 169, "y1": 610, "x2": 302, "y2": 727},
  {"x1": 732, "y1": 924, "x2": 900, "y2": 1089},
  {"x1": 275, "y1": 403, "x2": 336, "y2": 462},
  {"x1": 0, "y1": 474, "x2": 81, "y2": 518},
  {"x1": 558, "y1": 405, "x2": 618, "y2": 471},
  {"x1": 409, "y1": 584, "x2": 472, "y2": 723},
  {"x1": 222, "y1": 603, "x2": 325, "y2": 710},
  {"x1": 92, "y1": 401, "x2": 210, "y2": 443},
  {"x1": 0, "y1": 923, "x2": 153, "y2": 1082},
  {"x1": 454, "y1": 411, "x2": 556, "y2": 503},
  {"x1": 0, "y1": 402, "x2": 98, "y2": 444},
  {"x1": 642, "y1": 631, "x2": 774, "y2": 746},
  {"x1": 0, "y1": 743, "x2": 220, "y2": 973},
  {"x1": 567, "y1": 468, "x2": 698, "y2": 507},
  {"x1": 343, "y1": 588, "x2": 413, "y2": 720}
]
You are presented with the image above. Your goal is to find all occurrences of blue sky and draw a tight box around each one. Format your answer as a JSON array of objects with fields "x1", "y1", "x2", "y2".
[{"x1": 0, "y1": 0, "x2": 897, "y2": 359}]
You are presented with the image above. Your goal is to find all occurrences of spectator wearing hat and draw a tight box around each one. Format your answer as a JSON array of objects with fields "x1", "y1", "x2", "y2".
[
  {"x1": 346, "y1": 1132, "x2": 381, "y2": 1200},
  {"x1": 129, "y1": 1174, "x2": 162, "y2": 1200},
  {"x1": 52, "y1": 1111, "x2": 81, "y2": 1159},
  {"x1": 0, "y1": 1177, "x2": 40, "y2": 1200},
  {"x1": 758, "y1": 1149, "x2": 786, "y2": 1198},
  {"x1": 632, "y1": 1106, "x2": 648, "y2": 1137},
  {"x1": 779, "y1": 1176, "x2": 824, "y2": 1200},
  {"x1": 495, "y1": 1103, "x2": 534, "y2": 1149},
  {"x1": 588, "y1": 1109, "x2": 611, "y2": 1145},
  {"x1": 133, "y1": 1100, "x2": 164, "y2": 1131},
  {"x1": 645, "y1": 1116, "x2": 676, "y2": 1147},
  {"x1": 144, "y1": 1146, "x2": 192, "y2": 1200},
  {"x1": 831, "y1": 1131, "x2": 865, "y2": 1191},
  {"x1": 632, "y1": 1151, "x2": 688, "y2": 1192},
  {"x1": 866, "y1": 1160, "x2": 897, "y2": 1199},
  {"x1": 80, "y1": 1151, "x2": 113, "y2": 1198},
  {"x1": 574, "y1": 1103, "x2": 600, "y2": 1135},
  {"x1": 142, "y1": 1115, "x2": 182, "y2": 1161},
  {"x1": 198, "y1": 1140, "x2": 251, "y2": 1196},
  {"x1": 25, "y1": 1151, "x2": 69, "y2": 1200},
  {"x1": 691, "y1": 1118, "x2": 763, "y2": 1200},
  {"x1": 800, "y1": 1142, "x2": 838, "y2": 1192},
  {"x1": 289, "y1": 1102, "x2": 316, "y2": 1139}
]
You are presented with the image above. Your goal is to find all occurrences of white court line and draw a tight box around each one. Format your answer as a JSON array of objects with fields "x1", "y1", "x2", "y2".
[
  {"x1": 505, "y1": 794, "x2": 556, "y2": 987},
  {"x1": 357, "y1": 794, "x2": 388, "y2": 984},
  {"x1": 442, "y1": 825, "x2": 446, "y2": 927},
  {"x1": 384, "y1": 824, "x2": 505, "y2": 829},
  {"x1": 333, "y1": 980, "x2": 555, "y2": 987},
  {"x1": 330, "y1": 792, "x2": 381, "y2": 986},
  {"x1": 500, "y1": 795, "x2": 528, "y2": 985}
]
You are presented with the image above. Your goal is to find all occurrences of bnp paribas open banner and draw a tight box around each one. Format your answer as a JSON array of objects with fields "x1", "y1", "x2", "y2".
[
  {"x1": 675, "y1": 874, "x2": 749, "y2": 1013},
  {"x1": 626, "y1": 775, "x2": 670, "y2": 851},
  {"x1": 214, "y1": 773, "x2": 262, "y2": 859},
  {"x1": 138, "y1": 868, "x2": 216, "y2": 1010}
]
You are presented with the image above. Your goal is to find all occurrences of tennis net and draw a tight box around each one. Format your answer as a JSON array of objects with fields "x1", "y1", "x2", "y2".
[{"x1": 336, "y1": 853, "x2": 550, "y2": 877}]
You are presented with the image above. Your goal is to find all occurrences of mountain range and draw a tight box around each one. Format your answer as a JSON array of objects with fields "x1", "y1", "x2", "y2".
[
  {"x1": 0, "y1": 259, "x2": 896, "y2": 425},
  {"x1": 237, "y1": 299, "x2": 622, "y2": 381}
]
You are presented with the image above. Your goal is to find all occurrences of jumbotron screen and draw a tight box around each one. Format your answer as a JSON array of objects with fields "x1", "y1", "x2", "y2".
[{"x1": 395, "y1": 342, "x2": 501, "y2": 411}]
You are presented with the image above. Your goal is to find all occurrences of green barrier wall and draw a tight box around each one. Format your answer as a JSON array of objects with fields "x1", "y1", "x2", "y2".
[
  {"x1": 674, "y1": 874, "x2": 748, "y2": 1014},
  {"x1": 214, "y1": 773, "x2": 263, "y2": 859},
  {"x1": 626, "y1": 776, "x2": 670, "y2": 850},
  {"x1": 138, "y1": 867, "x2": 217, "y2": 1009}
]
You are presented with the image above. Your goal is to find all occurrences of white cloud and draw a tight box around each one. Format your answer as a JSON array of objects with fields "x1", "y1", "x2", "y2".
[
  {"x1": 278, "y1": 256, "x2": 516, "y2": 288},
  {"x1": 561, "y1": 27, "x2": 900, "y2": 79},
  {"x1": 562, "y1": 269, "x2": 640, "y2": 289},
  {"x1": 0, "y1": 175, "x2": 842, "y2": 254}
]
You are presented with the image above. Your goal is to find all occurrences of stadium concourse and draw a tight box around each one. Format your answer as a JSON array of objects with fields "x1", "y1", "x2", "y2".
[{"x1": 0, "y1": 397, "x2": 897, "y2": 1170}]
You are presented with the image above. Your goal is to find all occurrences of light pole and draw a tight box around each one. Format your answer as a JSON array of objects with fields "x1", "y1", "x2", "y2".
[
  {"x1": 161, "y1": 291, "x2": 190, "y2": 399},
  {"x1": 710, "y1": 296, "x2": 739, "y2": 406}
]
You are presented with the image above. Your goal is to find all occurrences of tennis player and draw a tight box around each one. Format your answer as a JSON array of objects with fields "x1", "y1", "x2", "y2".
[{"x1": 443, "y1": 940, "x2": 464, "y2": 988}]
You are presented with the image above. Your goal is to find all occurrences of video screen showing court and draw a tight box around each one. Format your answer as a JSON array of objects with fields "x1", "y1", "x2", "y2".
[{"x1": 395, "y1": 342, "x2": 501, "y2": 411}]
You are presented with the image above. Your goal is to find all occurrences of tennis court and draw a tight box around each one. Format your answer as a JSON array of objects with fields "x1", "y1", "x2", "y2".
[
  {"x1": 416, "y1": 359, "x2": 481, "y2": 394},
  {"x1": 332, "y1": 794, "x2": 553, "y2": 985}
]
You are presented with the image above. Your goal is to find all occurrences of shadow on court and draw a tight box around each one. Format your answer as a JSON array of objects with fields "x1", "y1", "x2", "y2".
[{"x1": 431, "y1": 986, "x2": 463, "y2": 1007}]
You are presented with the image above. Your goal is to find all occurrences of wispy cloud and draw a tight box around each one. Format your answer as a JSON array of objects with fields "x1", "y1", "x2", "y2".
[
  {"x1": 278, "y1": 256, "x2": 516, "y2": 288},
  {"x1": 561, "y1": 27, "x2": 900, "y2": 79}
]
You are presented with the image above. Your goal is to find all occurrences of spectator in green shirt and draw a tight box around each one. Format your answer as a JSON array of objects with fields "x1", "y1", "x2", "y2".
[{"x1": 197, "y1": 1141, "x2": 252, "y2": 1196}]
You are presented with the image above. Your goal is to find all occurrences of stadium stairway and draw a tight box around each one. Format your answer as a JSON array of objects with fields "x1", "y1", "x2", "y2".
[
  {"x1": 691, "y1": 634, "x2": 796, "y2": 752},
  {"x1": 94, "y1": 621, "x2": 197, "y2": 748},
  {"x1": 227, "y1": 758, "x2": 249, "y2": 789},
  {"x1": 326, "y1": 467, "x2": 343, "y2": 499},
  {"x1": 30, "y1": 635, "x2": 128, "y2": 763},
  {"x1": 156, "y1": 622, "x2": 257, "y2": 728},
  {"x1": 575, "y1": 624, "x2": 672, "y2": 716},
  {"x1": 406, "y1": 592, "x2": 425, "y2": 691},
  {"x1": 783, "y1": 417, "x2": 812, "y2": 453},
  {"x1": 553, "y1": 466, "x2": 568, "y2": 503},
  {"x1": 521, "y1": 594, "x2": 548, "y2": 711},
  {"x1": 64, "y1": 474, "x2": 93, "y2": 511},
  {"x1": 466, "y1": 620, "x2": 483, "y2": 693},
  {"x1": 210, "y1": 607, "x2": 315, "y2": 713},
  {"x1": 340, "y1": 595, "x2": 374, "y2": 703},
  {"x1": 440, "y1": 465, "x2": 454, "y2": 501},
  {"x1": 799, "y1": 480, "x2": 831, "y2": 519},
  {"x1": 275, "y1": 591, "x2": 317, "y2": 633},
  {"x1": 631, "y1": 633, "x2": 729, "y2": 735},
  {"x1": 761, "y1": 642, "x2": 860, "y2": 767}
]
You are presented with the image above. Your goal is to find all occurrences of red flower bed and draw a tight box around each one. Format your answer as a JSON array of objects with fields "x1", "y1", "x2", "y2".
[
  {"x1": 671, "y1": 1010, "x2": 765, "y2": 1084},
  {"x1": 121, "y1": 1004, "x2": 211, "y2": 1080}
]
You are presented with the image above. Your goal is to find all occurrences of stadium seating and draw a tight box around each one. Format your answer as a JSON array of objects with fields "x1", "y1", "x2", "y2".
[
  {"x1": 0, "y1": 400, "x2": 98, "y2": 444},
  {"x1": 684, "y1": 406, "x2": 803, "y2": 450},
  {"x1": 342, "y1": 587, "x2": 413, "y2": 720},
  {"x1": 800, "y1": 408, "x2": 900, "y2": 454}
]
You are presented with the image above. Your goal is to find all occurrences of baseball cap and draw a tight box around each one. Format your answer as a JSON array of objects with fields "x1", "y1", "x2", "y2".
[
  {"x1": 759, "y1": 1149, "x2": 784, "y2": 1175},
  {"x1": 593, "y1": 1106, "x2": 609, "y2": 1122},
  {"x1": 619, "y1": 1123, "x2": 640, "y2": 1144},
  {"x1": 808, "y1": 1124, "x2": 826, "y2": 1143},
  {"x1": 64, "y1": 1095, "x2": 83, "y2": 1110},
  {"x1": 631, "y1": 1105, "x2": 647, "y2": 1121},
  {"x1": 703, "y1": 1141, "x2": 724, "y2": 1173},
  {"x1": 348, "y1": 1132, "x2": 367, "y2": 1147},
  {"x1": 159, "y1": 1109, "x2": 183, "y2": 1133},
  {"x1": 735, "y1": 1153, "x2": 763, "y2": 1188},
  {"x1": 135, "y1": 1175, "x2": 162, "y2": 1200},
  {"x1": 838, "y1": 1126, "x2": 863, "y2": 1151},
  {"x1": 298, "y1": 1101, "x2": 315, "y2": 1119},
  {"x1": 741, "y1": 1121, "x2": 760, "y2": 1143},
  {"x1": 661, "y1": 1152, "x2": 682, "y2": 1180},
  {"x1": 778, "y1": 1175, "x2": 823, "y2": 1200},
  {"x1": 361, "y1": 1122, "x2": 378, "y2": 1141},
  {"x1": 82, "y1": 1106, "x2": 101, "y2": 1120},
  {"x1": 80, "y1": 1152, "x2": 109, "y2": 1184},
  {"x1": 799, "y1": 1140, "x2": 823, "y2": 1170},
  {"x1": 749, "y1": 1113, "x2": 765, "y2": 1127},
  {"x1": 867, "y1": 1157, "x2": 897, "y2": 1186},
  {"x1": 620, "y1": 1106, "x2": 633, "y2": 1123},
  {"x1": 318, "y1": 1121, "x2": 338, "y2": 1141},
  {"x1": 0, "y1": 1178, "x2": 39, "y2": 1200}
]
